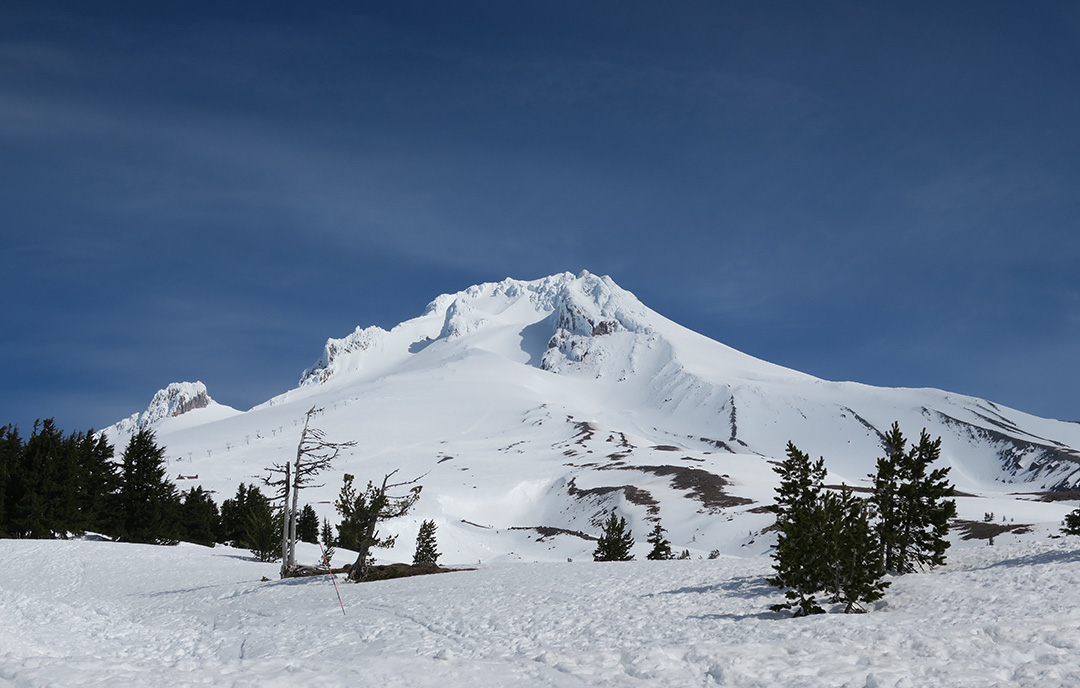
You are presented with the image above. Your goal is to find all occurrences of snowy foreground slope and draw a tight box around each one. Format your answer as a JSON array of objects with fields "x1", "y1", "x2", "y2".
[
  {"x1": 102, "y1": 271, "x2": 1080, "y2": 563},
  {"x1": 3, "y1": 538, "x2": 1080, "y2": 687}
]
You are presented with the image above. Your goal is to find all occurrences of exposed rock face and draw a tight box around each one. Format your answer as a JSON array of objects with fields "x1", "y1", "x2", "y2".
[{"x1": 102, "y1": 381, "x2": 222, "y2": 442}]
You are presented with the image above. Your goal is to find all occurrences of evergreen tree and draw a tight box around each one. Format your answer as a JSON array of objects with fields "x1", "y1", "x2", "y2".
[
  {"x1": 767, "y1": 441, "x2": 829, "y2": 616},
  {"x1": 0, "y1": 422, "x2": 118, "y2": 540},
  {"x1": 69, "y1": 430, "x2": 118, "y2": 536},
  {"x1": 412, "y1": 519, "x2": 440, "y2": 565},
  {"x1": 245, "y1": 494, "x2": 281, "y2": 562},
  {"x1": 0, "y1": 424, "x2": 15, "y2": 537},
  {"x1": 1062, "y1": 508, "x2": 1080, "y2": 536},
  {"x1": 645, "y1": 520, "x2": 673, "y2": 560},
  {"x1": 336, "y1": 471, "x2": 422, "y2": 582},
  {"x1": 178, "y1": 486, "x2": 220, "y2": 547},
  {"x1": 320, "y1": 517, "x2": 336, "y2": 547},
  {"x1": 114, "y1": 429, "x2": 181, "y2": 544},
  {"x1": 12, "y1": 419, "x2": 68, "y2": 538},
  {"x1": 220, "y1": 483, "x2": 268, "y2": 547},
  {"x1": 817, "y1": 485, "x2": 889, "y2": 613},
  {"x1": 593, "y1": 511, "x2": 635, "y2": 561},
  {"x1": 869, "y1": 423, "x2": 957, "y2": 574},
  {"x1": 319, "y1": 517, "x2": 336, "y2": 567},
  {"x1": 297, "y1": 504, "x2": 319, "y2": 544},
  {"x1": 769, "y1": 442, "x2": 890, "y2": 615}
]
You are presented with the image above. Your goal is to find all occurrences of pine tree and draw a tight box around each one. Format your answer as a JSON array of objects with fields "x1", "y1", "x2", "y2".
[
  {"x1": 245, "y1": 495, "x2": 282, "y2": 562},
  {"x1": 114, "y1": 429, "x2": 180, "y2": 544},
  {"x1": 0, "y1": 425, "x2": 15, "y2": 537},
  {"x1": 593, "y1": 511, "x2": 635, "y2": 561},
  {"x1": 336, "y1": 471, "x2": 422, "y2": 582},
  {"x1": 870, "y1": 423, "x2": 957, "y2": 574},
  {"x1": 1062, "y1": 508, "x2": 1080, "y2": 536},
  {"x1": 297, "y1": 504, "x2": 319, "y2": 544},
  {"x1": 178, "y1": 486, "x2": 220, "y2": 547},
  {"x1": 320, "y1": 517, "x2": 335, "y2": 547},
  {"x1": 14, "y1": 419, "x2": 68, "y2": 538},
  {"x1": 412, "y1": 519, "x2": 440, "y2": 565},
  {"x1": 69, "y1": 430, "x2": 118, "y2": 536},
  {"x1": 645, "y1": 520, "x2": 672, "y2": 560},
  {"x1": 220, "y1": 483, "x2": 263, "y2": 547},
  {"x1": 319, "y1": 517, "x2": 336, "y2": 567},
  {"x1": 817, "y1": 485, "x2": 889, "y2": 613},
  {"x1": 767, "y1": 441, "x2": 829, "y2": 616}
]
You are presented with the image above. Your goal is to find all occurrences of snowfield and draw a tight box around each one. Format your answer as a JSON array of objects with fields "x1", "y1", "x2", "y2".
[{"x1": 3, "y1": 538, "x2": 1080, "y2": 687}]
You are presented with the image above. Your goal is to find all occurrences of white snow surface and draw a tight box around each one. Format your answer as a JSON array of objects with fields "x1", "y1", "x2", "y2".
[
  {"x1": 3, "y1": 537, "x2": 1080, "y2": 687},
  {"x1": 98, "y1": 271, "x2": 1080, "y2": 565}
]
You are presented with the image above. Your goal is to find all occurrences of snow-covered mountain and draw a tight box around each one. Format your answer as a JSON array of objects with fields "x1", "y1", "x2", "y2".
[
  {"x1": 102, "y1": 271, "x2": 1080, "y2": 564},
  {"x1": 107, "y1": 381, "x2": 240, "y2": 441}
]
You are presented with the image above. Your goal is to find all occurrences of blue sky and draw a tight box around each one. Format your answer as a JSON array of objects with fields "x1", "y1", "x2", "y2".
[{"x1": 3, "y1": 1, "x2": 1079, "y2": 433}]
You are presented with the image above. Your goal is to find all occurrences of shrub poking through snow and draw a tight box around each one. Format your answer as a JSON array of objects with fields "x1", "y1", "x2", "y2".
[{"x1": 1063, "y1": 508, "x2": 1080, "y2": 536}]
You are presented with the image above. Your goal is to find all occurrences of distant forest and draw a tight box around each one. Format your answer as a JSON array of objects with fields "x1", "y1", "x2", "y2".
[{"x1": 0, "y1": 420, "x2": 297, "y2": 552}]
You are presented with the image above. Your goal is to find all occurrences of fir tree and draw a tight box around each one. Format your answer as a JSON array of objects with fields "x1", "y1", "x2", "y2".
[
  {"x1": 178, "y1": 486, "x2": 220, "y2": 547},
  {"x1": 245, "y1": 494, "x2": 282, "y2": 562},
  {"x1": 13, "y1": 419, "x2": 68, "y2": 538},
  {"x1": 870, "y1": 423, "x2": 957, "y2": 574},
  {"x1": 767, "y1": 441, "x2": 829, "y2": 616},
  {"x1": 114, "y1": 429, "x2": 180, "y2": 544},
  {"x1": 817, "y1": 485, "x2": 889, "y2": 613},
  {"x1": 220, "y1": 483, "x2": 260, "y2": 547},
  {"x1": 319, "y1": 517, "x2": 336, "y2": 567},
  {"x1": 320, "y1": 517, "x2": 335, "y2": 547},
  {"x1": 593, "y1": 511, "x2": 635, "y2": 561},
  {"x1": 335, "y1": 471, "x2": 422, "y2": 582},
  {"x1": 297, "y1": 504, "x2": 319, "y2": 544},
  {"x1": 69, "y1": 430, "x2": 118, "y2": 536},
  {"x1": 645, "y1": 520, "x2": 672, "y2": 560},
  {"x1": 0, "y1": 425, "x2": 15, "y2": 537},
  {"x1": 769, "y1": 442, "x2": 890, "y2": 615},
  {"x1": 412, "y1": 519, "x2": 440, "y2": 565},
  {"x1": 220, "y1": 483, "x2": 274, "y2": 550}
]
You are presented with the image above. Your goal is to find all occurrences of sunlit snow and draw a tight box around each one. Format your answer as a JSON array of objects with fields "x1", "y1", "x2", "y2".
[{"x1": 2, "y1": 538, "x2": 1080, "y2": 686}]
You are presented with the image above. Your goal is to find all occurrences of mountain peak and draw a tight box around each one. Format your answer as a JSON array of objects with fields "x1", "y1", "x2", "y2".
[
  {"x1": 300, "y1": 271, "x2": 652, "y2": 385},
  {"x1": 103, "y1": 381, "x2": 231, "y2": 443}
]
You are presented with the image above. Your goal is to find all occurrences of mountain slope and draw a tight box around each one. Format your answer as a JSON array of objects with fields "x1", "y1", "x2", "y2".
[{"x1": 102, "y1": 271, "x2": 1080, "y2": 564}]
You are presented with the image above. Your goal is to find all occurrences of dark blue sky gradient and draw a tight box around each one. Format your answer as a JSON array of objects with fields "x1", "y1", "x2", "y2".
[{"x1": 3, "y1": 2, "x2": 1079, "y2": 432}]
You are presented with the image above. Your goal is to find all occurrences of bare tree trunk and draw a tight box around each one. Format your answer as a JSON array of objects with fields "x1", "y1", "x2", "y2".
[
  {"x1": 279, "y1": 461, "x2": 291, "y2": 579},
  {"x1": 287, "y1": 418, "x2": 306, "y2": 571}
]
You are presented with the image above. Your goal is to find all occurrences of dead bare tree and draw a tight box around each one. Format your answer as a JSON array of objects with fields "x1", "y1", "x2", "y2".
[{"x1": 265, "y1": 406, "x2": 355, "y2": 578}]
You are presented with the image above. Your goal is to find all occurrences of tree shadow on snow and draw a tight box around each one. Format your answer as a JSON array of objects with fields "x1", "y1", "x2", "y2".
[
  {"x1": 646, "y1": 575, "x2": 773, "y2": 600},
  {"x1": 977, "y1": 547, "x2": 1080, "y2": 571},
  {"x1": 690, "y1": 610, "x2": 787, "y2": 622}
]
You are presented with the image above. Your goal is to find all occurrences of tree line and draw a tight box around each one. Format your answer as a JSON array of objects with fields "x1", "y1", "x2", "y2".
[
  {"x1": 0, "y1": 418, "x2": 438, "y2": 577},
  {"x1": 0, "y1": 420, "x2": 223, "y2": 544}
]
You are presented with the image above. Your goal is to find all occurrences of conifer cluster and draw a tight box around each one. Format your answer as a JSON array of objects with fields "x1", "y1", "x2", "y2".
[
  {"x1": 768, "y1": 423, "x2": 956, "y2": 616},
  {"x1": 0, "y1": 420, "x2": 308, "y2": 559}
]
